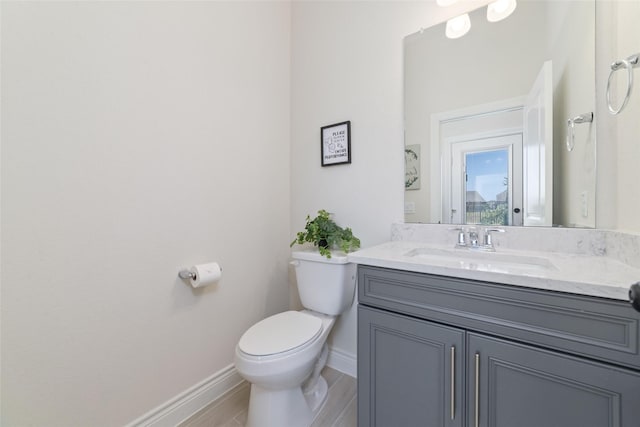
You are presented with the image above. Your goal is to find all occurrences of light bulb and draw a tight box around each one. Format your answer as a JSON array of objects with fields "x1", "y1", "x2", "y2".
[
  {"x1": 493, "y1": 0, "x2": 510, "y2": 14},
  {"x1": 446, "y1": 14, "x2": 471, "y2": 39},
  {"x1": 487, "y1": 0, "x2": 517, "y2": 22}
]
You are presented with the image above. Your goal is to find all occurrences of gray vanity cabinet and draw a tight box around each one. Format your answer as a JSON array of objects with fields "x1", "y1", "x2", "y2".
[{"x1": 357, "y1": 265, "x2": 640, "y2": 427}]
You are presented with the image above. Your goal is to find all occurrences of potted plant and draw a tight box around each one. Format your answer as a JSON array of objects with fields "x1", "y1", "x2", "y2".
[{"x1": 290, "y1": 210, "x2": 361, "y2": 258}]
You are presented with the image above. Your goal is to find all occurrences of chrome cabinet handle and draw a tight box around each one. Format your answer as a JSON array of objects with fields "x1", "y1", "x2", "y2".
[
  {"x1": 474, "y1": 353, "x2": 480, "y2": 427},
  {"x1": 450, "y1": 346, "x2": 455, "y2": 420}
]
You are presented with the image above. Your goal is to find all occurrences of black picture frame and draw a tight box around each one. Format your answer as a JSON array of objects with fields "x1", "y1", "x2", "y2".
[{"x1": 321, "y1": 121, "x2": 351, "y2": 167}]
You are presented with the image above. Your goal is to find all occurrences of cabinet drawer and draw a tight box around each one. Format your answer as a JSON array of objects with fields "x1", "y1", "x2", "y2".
[{"x1": 358, "y1": 265, "x2": 640, "y2": 370}]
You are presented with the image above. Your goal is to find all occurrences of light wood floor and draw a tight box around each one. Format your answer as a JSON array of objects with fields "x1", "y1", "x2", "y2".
[{"x1": 179, "y1": 367, "x2": 356, "y2": 427}]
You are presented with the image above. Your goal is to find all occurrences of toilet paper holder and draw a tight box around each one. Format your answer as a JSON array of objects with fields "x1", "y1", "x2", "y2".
[
  {"x1": 178, "y1": 265, "x2": 223, "y2": 281},
  {"x1": 178, "y1": 270, "x2": 197, "y2": 280},
  {"x1": 178, "y1": 263, "x2": 223, "y2": 288}
]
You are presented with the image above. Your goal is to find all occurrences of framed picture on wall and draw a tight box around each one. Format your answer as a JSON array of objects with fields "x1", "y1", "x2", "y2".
[{"x1": 321, "y1": 121, "x2": 351, "y2": 166}]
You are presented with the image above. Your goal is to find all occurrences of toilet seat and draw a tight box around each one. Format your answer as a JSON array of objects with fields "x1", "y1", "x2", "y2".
[{"x1": 238, "y1": 311, "x2": 322, "y2": 356}]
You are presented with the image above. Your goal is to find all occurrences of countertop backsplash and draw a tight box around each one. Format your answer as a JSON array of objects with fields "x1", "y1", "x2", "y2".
[{"x1": 391, "y1": 223, "x2": 640, "y2": 269}]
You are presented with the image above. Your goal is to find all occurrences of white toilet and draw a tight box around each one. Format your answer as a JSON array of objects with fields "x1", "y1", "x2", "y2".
[{"x1": 234, "y1": 249, "x2": 356, "y2": 427}]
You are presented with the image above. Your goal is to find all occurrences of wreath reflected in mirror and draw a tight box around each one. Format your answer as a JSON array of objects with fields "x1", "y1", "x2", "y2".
[{"x1": 405, "y1": 145, "x2": 420, "y2": 190}]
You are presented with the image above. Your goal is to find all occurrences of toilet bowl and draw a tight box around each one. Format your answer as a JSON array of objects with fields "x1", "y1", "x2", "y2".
[
  {"x1": 234, "y1": 250, "x2": 356, "y2": 427},
  {"x1": 235, "y1": 310, "x2": 335, "y2": 427}
]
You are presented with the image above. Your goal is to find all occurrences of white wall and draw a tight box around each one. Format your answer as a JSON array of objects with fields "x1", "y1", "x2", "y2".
[
  {"x1": 290, "y1": 1, "x2": 435, "y2": 358},
  {"x1": 595, "y1": 0, "x2": 640, "y2": 231},
  {"x1": 1, "y1": 2, "x2": 291, "y2": 425}
]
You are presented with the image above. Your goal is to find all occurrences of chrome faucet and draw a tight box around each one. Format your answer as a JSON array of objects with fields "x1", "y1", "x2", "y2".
[
  {"x1": 451, "y1": 227, "x2": 505, "y2": 251},
  {"x1": 483, "y1": 228, "x2": 505, "y2": 250},
  {"x1": 468, "y1": 228, "x2": 479, "y2": 248}
]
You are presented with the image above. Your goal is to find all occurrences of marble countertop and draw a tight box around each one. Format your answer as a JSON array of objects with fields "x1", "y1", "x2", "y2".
[{"x1": 348, "y1": 241, "x2": 640, "y2": 301}]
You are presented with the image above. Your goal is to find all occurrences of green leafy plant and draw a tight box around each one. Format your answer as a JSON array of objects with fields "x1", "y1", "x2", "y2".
[{"x1": 290, "y1": 209, "x2": 361, "y2": 258}]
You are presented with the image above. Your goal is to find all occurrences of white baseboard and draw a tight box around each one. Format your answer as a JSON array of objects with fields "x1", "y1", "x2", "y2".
[
  {"x1": 327, "y1": 347, "x2": 357, "y2": 378},
  {"x1": 125, "y1": 364, "x2": 243, "y2": 427},
  {"x1": 125, "y1": 348, "x2": 357, "y2": 426}
]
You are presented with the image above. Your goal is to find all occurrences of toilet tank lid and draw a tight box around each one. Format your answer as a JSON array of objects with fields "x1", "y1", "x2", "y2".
[
  {"x1": 238, "y1": 311, "x2": 322, "y2": 356},
  {"x1": 291, "y1": 249, "x2": 350, "y2": 264}
]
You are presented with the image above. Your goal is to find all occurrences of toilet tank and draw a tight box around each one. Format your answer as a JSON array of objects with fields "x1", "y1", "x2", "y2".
[{"x1": 291, "y1": 250, "x2": 356, "y2": 316}]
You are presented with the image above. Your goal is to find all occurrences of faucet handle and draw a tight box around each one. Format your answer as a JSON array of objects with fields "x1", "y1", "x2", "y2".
[
  {"x1": 449, "y1": 227, "x2": 467, "y2": 246},
  {"x1": 484, "y1": 228, "x2": 505, "y2": 246}
]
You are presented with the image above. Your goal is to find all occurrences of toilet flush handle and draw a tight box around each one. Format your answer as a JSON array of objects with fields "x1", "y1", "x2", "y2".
[{"x1": 290, "y1": 260, "x2": 300, "y2": 267}]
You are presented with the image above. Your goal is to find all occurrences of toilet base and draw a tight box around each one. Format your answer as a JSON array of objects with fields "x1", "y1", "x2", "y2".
[
  {"x1": 302, "y1": 343, "x2": 329, "y2": 413},
  {"x1": 245, "y1": 374, "x2": 329, "y2": 427},
  {"x1": 304, "y1": 375, "x2": 328, "y2": 414}
]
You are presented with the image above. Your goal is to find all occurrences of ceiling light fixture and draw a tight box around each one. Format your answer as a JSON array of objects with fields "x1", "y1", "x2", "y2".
[
  {"x1": 445, "y1": 13, "x2": 471, "y2": 39},
  {"x1": 487, "y1": 0, "x2": 517, "y2": 22}
]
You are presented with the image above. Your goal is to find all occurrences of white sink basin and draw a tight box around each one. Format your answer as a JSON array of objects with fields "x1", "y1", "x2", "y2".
[{"x1": 404, "y1": 247, "x2": 557, "y2": 273}]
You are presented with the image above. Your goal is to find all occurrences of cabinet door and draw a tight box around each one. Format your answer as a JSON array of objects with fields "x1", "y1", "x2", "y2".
[
  {"x1": 467, "y1": 333, "x2": 640, "y2": 427},
  {"x1": 358, "y1": 305, "x2": 465, "y2": 427}
]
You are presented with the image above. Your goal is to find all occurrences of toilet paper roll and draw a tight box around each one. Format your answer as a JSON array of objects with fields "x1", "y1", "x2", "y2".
[{"x1": 189, "y1": 262, "x2": 222, "y2": 288}]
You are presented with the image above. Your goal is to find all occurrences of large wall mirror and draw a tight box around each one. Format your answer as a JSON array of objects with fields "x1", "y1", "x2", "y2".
[{"x1": 404, "y1": 0, "x2": 596, "y2": 228}]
